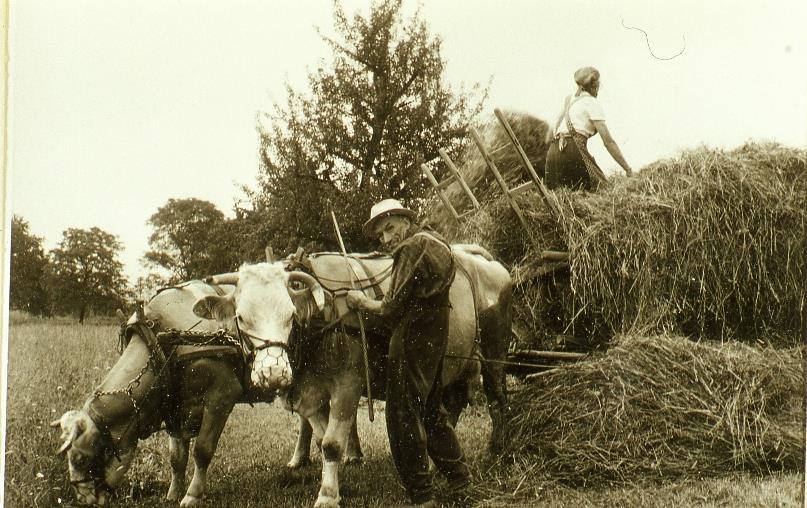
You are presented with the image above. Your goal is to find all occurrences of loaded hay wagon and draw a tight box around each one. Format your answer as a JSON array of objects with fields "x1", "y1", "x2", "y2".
[
  {"x1": 419, "y1": 108, "x2": 806, "y2": 495},
  {"x1": 423, "y1": 108, "x2": 806, "y2": 352},
  {"x1": 421, "y1": 109, "x2": 593, "y2": 377}
]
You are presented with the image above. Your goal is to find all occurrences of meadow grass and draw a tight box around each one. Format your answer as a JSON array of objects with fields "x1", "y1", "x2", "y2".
[{"x1": 4, "y1": 319, "x2": 804, "y2": 507}]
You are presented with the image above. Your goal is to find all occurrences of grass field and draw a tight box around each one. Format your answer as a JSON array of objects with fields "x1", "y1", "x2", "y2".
[{"x1": 4, "y1": 319, "x2": 804, "y2": 507}]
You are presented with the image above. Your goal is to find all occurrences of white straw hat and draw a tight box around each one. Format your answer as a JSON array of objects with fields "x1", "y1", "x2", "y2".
[{"x1": 362, "y1": 198, "x2": 416, "y2": 237}]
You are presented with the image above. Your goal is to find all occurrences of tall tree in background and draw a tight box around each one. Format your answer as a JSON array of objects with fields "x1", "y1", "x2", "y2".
[
  {"x1": 10, "y1": 215, "x2": 51, "y2": 315},
  {"x1": 243, "y1": 0, "x2": 486, "y2": 255},
  {"x1": 48, "y1": 227, "x2": 129, "y2": 323},
  {"x1": 144, "y1": 198, "x2": 238, "y2": 283}
]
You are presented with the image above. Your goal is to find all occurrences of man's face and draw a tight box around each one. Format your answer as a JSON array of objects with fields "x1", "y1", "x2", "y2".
[{"x1": 374, "y1": 215, "x2": 410, "y2": 251}]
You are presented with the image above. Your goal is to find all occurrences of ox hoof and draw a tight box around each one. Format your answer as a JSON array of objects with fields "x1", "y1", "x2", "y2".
[
  {"x1": 287, "y1": 456, "x2": 311, "y2": 469},
  {"x1": 166, "y1": 485, "x2": 185, "y2": 502},
  {"x1": 180, "y1": 494, "x2": 204, "y2": 507},
  {"x1": 314, "y1": 495, "x2": 340, "y2": 508}
]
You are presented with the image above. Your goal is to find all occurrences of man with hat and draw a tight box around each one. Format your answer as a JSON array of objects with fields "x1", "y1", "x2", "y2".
[{"x1": 346, "y1": 198, "x2": 471, "y2": 507}]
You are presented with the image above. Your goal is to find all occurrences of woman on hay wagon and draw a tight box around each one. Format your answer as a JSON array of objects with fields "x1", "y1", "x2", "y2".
[{"x1": 545, "y1": 66, "x2": 633, "y2": 191}]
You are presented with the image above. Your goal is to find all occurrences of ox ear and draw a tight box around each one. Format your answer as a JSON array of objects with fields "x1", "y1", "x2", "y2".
[
  {"x1": 193, "y1": 294, "x2": 236, "y2": 321},
  {"x1": 54, "y1": 410, "x2": 85, "y2": 455}
]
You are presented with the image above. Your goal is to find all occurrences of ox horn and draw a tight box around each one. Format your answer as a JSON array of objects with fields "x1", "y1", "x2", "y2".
[
  {"x1": 206, "y1": 272, "x2": 240, "y2": 285},
  {"x1": 287, "y1": 271, "x2": 325, "y2": 312}
]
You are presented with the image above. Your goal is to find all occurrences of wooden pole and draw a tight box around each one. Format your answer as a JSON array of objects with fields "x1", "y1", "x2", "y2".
[
  {"x1": 330, "y1": 210, "x2": 374, "y2": 422},
  {"x1": 470, "y1": 127, "x2": 532, "y2": 233},
  {"x1": 494, "y1": 108, "x2": 564, "y2": 222},
  {"x1": 439, "y1": 149, "x2": 480, "y2": 209},
  {"x1": 510, "y1": 350, "x2": 587, "y2": 361},
  {"x1": 421, "y1": 163, "x2": 461, "y2": 222},
  {"x1": 541, "y1": 250, "x2": 570, "y2": 262}
]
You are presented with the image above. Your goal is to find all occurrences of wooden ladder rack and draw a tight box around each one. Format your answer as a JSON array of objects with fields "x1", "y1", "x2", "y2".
[
  {"x1": 420, "y1": 149, "x2": 481, "y2": 223},
  {"x1": 422, "y1": 108, "x2": 570, "y2": 280}
]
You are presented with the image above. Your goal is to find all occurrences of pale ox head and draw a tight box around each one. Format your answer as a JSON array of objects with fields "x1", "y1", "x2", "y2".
[
  {"x1": 50, "y1": 410, "x2": 136, "y2": 505},
  {"x1": 193, "y1": 262, "x2": 324, "y2": 391}
]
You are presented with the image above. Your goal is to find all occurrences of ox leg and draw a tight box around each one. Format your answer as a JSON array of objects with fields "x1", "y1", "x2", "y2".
[
  {"x1": 343, "y1": 418, "x2": 363, "y2": 465},
  {"x1": 443, "y1": 380, "x2": 470, "y2": 429},
  {"x1": 305, "y1": 412, "x2": 338, "y2": 508},
  {"x1": 181, "y1": 399, "x2": 237, "y2": 507},
  {"x1": 314, "y1": 390, "x2": 361, "y2": 508},
  {"x1": 479, "y1": 307, "x2": 511, "y2": 453},
  {"x1": 288, "y1": 415, "x2": 313, "y2": 468},
  {"x1": 166, "y1": 435, "x2": 190, "y2": 502}
]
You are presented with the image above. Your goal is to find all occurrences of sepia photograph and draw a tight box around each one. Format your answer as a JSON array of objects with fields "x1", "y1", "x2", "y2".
[{"x1": 2, "y1": 1, "x2": 806, "y2": 506}]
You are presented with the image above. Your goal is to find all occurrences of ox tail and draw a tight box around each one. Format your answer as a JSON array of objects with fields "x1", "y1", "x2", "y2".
[{"x1": 451, "y1": 243, "x2": 494, "y2": 261}]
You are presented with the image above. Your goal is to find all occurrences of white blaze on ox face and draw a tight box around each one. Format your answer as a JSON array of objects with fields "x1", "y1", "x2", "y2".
[{"x1": 234, "y1": 264, "x2": 298, "y2": 391}]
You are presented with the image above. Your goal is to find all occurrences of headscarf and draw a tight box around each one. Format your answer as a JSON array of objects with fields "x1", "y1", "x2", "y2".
[{"x1": 574, "y1": 66, "x2": 600, "y2": 96}]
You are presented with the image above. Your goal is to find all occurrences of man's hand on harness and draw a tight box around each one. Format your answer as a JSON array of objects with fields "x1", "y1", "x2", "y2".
[{"x1": 346, "y1": 290, "x2": 383, "y2": 314}]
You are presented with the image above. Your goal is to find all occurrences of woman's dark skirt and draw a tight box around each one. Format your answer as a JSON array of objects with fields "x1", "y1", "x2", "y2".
[{"x1": 545, "y1": 136, "x2": 598, "y2": 191}]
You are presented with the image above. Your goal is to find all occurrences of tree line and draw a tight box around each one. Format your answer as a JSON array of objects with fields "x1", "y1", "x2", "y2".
[
  {"x1": 10, "y1": 217, "x2": 128, "y2": 322},
  {"x1": 10, "y1": 0, "x2": 486, "y2": 321}
]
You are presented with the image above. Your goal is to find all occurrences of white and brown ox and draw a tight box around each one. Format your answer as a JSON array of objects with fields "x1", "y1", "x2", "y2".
[
  {"x1": 50, "y1": 277, "x2": 312, "y2": 506},
  {"x1": 193, "y1": 245, "x2": 512, "y2": 508}
]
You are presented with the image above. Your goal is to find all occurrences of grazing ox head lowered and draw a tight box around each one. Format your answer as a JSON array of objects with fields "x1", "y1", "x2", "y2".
[{"x1": 193, "y1": 262, "x2": 325, "y2": 391}]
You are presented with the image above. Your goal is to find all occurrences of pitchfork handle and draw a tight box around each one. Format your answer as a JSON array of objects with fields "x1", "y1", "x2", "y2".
[{"x1": 330, "y1": 210, "x2": 375, "y2": 422}]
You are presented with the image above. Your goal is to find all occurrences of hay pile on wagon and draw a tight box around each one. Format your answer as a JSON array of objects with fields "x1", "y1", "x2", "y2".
[
  {"x1": 426, "y1": 117, "x2": 807, "y2": 346},
  {"x1": 478, "y1": 334, "x2": 804, "y2": 498}
]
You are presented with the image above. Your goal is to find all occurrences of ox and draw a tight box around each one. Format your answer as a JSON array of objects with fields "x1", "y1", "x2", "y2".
[
  {"x1": 51, "y1": 278, "x2": 308, "y2": 506},
  {"x1": 194, "y1": 245, "x2": 512, "y2": 507}
]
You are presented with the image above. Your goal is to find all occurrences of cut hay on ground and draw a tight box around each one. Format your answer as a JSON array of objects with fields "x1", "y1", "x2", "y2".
[
  {"x1": 497, "y1": 334, "x2": 804, "y2": 489},
  {"x1": 429, "y1": 140, "x2": 807, "y2": 343}
]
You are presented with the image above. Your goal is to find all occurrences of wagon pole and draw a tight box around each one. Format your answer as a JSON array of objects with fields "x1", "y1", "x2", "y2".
[{"x1": 330, "y1": 209, "x2": 375, "y2": 422}]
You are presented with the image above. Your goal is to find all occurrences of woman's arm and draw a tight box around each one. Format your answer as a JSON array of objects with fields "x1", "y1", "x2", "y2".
[{"x1": 593, "y1": 120, "x2": 632, "y2": 176}]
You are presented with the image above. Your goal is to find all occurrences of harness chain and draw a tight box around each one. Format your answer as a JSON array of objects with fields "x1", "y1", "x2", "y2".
[{"x1": 92, "y1": 319, "x2": 246, "y2": 459}]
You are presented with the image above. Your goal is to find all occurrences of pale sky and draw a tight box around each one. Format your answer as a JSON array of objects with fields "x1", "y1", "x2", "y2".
[{"x1": 7, "y1": 0, "x2": 807, "y2": 282}]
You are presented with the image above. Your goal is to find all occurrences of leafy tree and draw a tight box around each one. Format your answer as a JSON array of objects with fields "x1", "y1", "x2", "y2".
[
  {"x1": 9, "y1": 215, "x2": 51, "y2": 315},
  {"x1": 48, "y1": 227, "x2": 129, "y2": 323},
  {"x1": 243, "y1": 0, "x2": 486, "y2": 254},
  {"x1": 143, "y1": 198, "x2": 238, "y2": 282}
]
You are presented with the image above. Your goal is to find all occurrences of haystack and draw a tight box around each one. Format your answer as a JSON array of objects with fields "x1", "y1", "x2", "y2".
[
  {"x1": 498, "y1": 334, "x2": 804, "y2": 488},
  {"x1": 428, "y1": 133, "x2": 807, "y2": 344}
]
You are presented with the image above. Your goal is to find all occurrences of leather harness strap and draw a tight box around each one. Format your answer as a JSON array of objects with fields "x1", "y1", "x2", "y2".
[{"x1": 352, "y1": 256, "x2": 385, "y2": 301}]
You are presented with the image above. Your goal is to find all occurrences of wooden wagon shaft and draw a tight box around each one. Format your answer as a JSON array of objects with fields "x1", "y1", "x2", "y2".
[
  {"x1": 513, "y1": 261, "x2": 569, "y2": 284},
  {"x1": 541, "y1": 250, "x2": 570, "y2": 262},
  {"x1": 510, "y1": 350, "x2": 587, "y2": 361}
]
